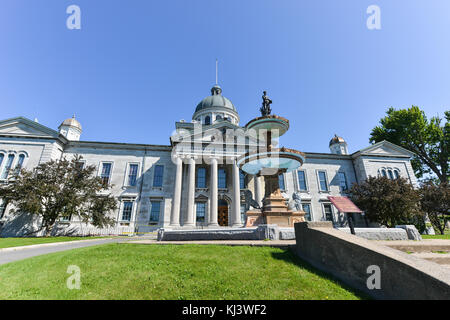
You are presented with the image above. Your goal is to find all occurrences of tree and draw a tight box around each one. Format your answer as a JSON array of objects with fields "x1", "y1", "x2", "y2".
[
  {"x1": 0, "y1": 155, "x2": 117, "y2": 236},
  {"x1": 419, "y1": 181, "x2": 450, "y2": 235},
  {"x1": 370, "y1": 106, "x2": 449, "y2": 184},
  {"x1": 349, "y1": 176, "x2": 422, "y2": 228}
]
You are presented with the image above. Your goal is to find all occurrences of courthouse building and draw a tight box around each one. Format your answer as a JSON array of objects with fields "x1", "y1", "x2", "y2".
[{"x1": 0, "y1": 85, "x2": 417, "y2": 236}]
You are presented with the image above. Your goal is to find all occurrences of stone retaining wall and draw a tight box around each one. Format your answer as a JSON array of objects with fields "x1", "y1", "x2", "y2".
[{"x1": 294, "y1": 222, "x2": 450, "y2": 300}]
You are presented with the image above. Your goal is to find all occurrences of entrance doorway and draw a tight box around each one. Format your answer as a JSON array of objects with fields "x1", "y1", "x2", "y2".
[{"x1": 218, "y1": 199, "x2": 228, "y2": 226}]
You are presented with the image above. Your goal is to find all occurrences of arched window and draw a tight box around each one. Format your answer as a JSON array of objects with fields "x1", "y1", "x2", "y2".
[
  {"x1": 1, "y1": 154, "x2": 15, "y2": 179},
  {"x1": 0, "y1": 154, "x2": 4, "y2": 168},
  {"x1": 393, "y1": 170, "x2": 400, "y2": 179},
  {"x1": 215, "y1": 115, "x2": 222, "y2": 121},
  {"x1": 204, "y1": 116, "x2": 211, "y2": 125},
  {"x1": 381, "y1": 169, "x2": 387, "y2": 177},
  {"x1": 388, "y1": 169, "x2": 394, "y2": 180},
  {"x1": 15, "y1": 154, "x2": 25, "y2": 174}
]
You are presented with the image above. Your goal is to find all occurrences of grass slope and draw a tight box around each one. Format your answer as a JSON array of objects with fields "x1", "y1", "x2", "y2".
[
  {"x1": 0, "y1": 237, "x2": 105, "y2": 249},
  {"x1": 0, "y1": 244, "x2": 363, "y2": 300}
]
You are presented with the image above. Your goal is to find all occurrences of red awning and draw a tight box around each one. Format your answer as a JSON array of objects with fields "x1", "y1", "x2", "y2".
[{"x1": 327, "y1": 196, "x2": 363, "y2": 213}]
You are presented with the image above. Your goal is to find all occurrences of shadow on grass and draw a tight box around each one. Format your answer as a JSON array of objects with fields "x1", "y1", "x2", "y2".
[{"x1": 271, "y1": 249, "x2": 371, "y2": 300}]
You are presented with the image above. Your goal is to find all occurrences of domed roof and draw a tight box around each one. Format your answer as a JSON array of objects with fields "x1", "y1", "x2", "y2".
[
  {"x1": 60, "y1": 115, "x2": 82, "y2": 131},
  {"x1": 329, "y1": 134, "x2": 346, "y2": 146},
  {"x1": 195, "y1": 85, "x2": 236, "y2": 113}
]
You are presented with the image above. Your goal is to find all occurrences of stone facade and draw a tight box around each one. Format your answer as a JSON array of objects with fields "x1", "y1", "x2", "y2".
[{"x1": 0, "y1": 86, "x2": 418, "y2": 236}]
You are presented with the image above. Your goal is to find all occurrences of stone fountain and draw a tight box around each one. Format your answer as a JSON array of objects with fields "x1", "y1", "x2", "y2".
[{"x1": 237, "y1": 91, "x2": 306, "y2": 227}]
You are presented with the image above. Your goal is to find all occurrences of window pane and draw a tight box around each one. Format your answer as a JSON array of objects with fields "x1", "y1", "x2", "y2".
[
  {"x1": 0, "y1": 154, "x2": 4, "y2": 167},
  {"x1": 278, "y1": 174, "x2": 285, "y2": 191},
  {"x1": 101, "y1": 163, "x2": 112, "y2": 185},
  {"x1": 153, "y1": 165, "x2": 164, "y2": 187},
  {"x1": 1, "y1": 154, "x2": 15, "y2": 179},
  {"x1": 381, "y1": 169, "x2": 387, "y2": 177},
  {"x1": 149, "y1": 201, "x2": 161, "y2": 223},
  {"x1": 196, "y1": 202, "x2": 206, "y2": 222},
  {"x1": 338, "y1": 172, "x2": 348, "y2": 192},
  {"x1": 239, "y1": 170, "x2": 246, "y2": 189},
  {"x1": 122, "y1": 201, "x2": 133, "y2": 221},
  {"x1": 302, "y1": 203, "x2": 311, "y2": 221},
  {"x1": 318, "y1": 171, "x2": 328, "y2": 191},
  {"x1": 298, "y1": 170, "x2": 307, "y2": 191},
  {"x1": 197, "y1": 167, "x2": 206, "y2": 188},
  {"x1": 323, "y1": 204, "x2": 333, "y2": 221},
  {"x1": 218, "y1": 168, "x2": 226, "y2": 188},
  {"x1": 128, "y1": 164, "x2": 138, "y2": 186},
  {"x1": 240, "y1": 204, "x2": 246, "y2": 224},
  {"x1": 204, "y1": 116, "x2": 211, "y2": 125}
]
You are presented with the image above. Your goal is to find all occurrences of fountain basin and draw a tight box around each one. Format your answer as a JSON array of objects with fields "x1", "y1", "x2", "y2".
[
  {"x1": 245, "y1": 115, "x2": 290, "y2": 138},
  {"x1": 237, "y1": 147, "x2": 305, "y2": 176}
]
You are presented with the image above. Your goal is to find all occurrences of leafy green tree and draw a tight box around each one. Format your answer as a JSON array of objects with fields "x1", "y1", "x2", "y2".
[
  {"x1": 349, "y1": 176, "x2": 422, "y2": 228},
  {"x1": 370, "y1": 106, "x2": 449, "y2": 183},
  {"x1": 0, "y1": 155, "x2": 117, "y2": 236},
  {"x1": 419, "y1": 181, "x2": 450, "y2": 235}
]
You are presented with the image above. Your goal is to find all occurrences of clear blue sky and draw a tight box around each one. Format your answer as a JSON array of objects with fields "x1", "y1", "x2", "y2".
[{"x1": 0, "y1": 1, "x2": 449, "y2": 153}]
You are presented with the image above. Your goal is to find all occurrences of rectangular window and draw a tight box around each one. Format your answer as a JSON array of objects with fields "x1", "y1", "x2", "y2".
[
  {"x1": 197, "y1": 167, "x2": 206, "y2": 188},
  {"x1": 100, "y1": 162, "x2": 112, "y2": 185},
  {"x1": 75, "y1": 161, "x2": 85, "y2": 170},
  {"x1": 218, "y1": 168, "x2": 227, "y2": 189},
  {"x1": 153, "y1": 165, "x2": 164, "y2": 187},
  {"x1": 338, "y1": 172, "x2": 348, "y2": 192},
  {"x1": 298, "y1": 170, "x2": 307, "y2": 191},
  {"x1": 323, "y1": 204, "x2": 333, "y2": 222},
  {"x1": 1, "y1": 154, "x2": 15, "y2": 179},
  {"x1": 128, "y1": 164, "x2": 139, "y2": 187},
  {"x1": 196, "y1": 202, "x2": 206, "y2": 223},
  {"x1": 318, "y1": 171, "x2": 329, "y2": 192},
  {"x1": 239, "y1": 170, "x2": 246, "y2": 189},
  {"x1": 60, "y1": 214, "x2": 71, "y2": 222},
  {"x1": 121, "y1": 201, "x2": 133, "y2": 221},
  {"x1": 302, "y1": 203, "x2": 311, "y2": 221},
  {"x1": 240, "y1": 204, "x2": 246, "y2": 224},
  {"x1": 149, "y1": 201, "x2": 161, "y2": 224},
  {"x1": 278, "y1": 174, "x2": 285, "y2": 191}
]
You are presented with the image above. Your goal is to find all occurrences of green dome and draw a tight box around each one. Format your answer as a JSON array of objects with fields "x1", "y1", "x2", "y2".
[{"x1": 195, "y1": 85, "x2": 237, "y2": 113}]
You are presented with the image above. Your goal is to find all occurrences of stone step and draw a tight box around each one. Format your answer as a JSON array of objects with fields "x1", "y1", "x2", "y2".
[{"x1": 410, "y1": 252, "x2": 450, "y2": 265}]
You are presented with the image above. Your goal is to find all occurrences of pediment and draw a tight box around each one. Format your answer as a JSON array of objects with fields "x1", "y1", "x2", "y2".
[
  {"x1": 358, "y1": 141, "x2": 414, "y2": 157},
  {"x1": 0, "y1": 117, "x2": 60, "y2": 139}
]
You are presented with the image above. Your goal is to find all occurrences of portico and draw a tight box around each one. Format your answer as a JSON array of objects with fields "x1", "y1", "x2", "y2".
[{"x1": 169, "y1": 155, "x2": 243, "y2": 228}]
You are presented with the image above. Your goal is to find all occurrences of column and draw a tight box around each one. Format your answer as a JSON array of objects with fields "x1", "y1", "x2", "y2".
[
  {"x1": 209, "y1": 157, "x2": 219, "y2": 227},
  {"x1": 169, "y1": 157, "x2": 182, "y2": 227},
  {"x1": 232, "y1": 159, "x2": 242, "y2": 227},
  {"x1": 254, "y1": 174, "x2": 262, "y2": 206},
  {"x1": 185, "y1": 157, "x2": 196, "y2": 227}
]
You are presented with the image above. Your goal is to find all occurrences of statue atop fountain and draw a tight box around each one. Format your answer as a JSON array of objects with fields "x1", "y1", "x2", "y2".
[{"x1": 260, "y1": 91, "x2": 272, "y2": 116}]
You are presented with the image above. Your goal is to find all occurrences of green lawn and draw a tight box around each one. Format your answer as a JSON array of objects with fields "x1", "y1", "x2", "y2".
[
  {"x1": 0, "y1": 244, "x2": 364, "y2": 300},
  {"x1": 0, "y1": 236, "x2": 106, "y2": 249},
  {"x1": 422, "y1": 230, "x2": 450, "y2": 239}
]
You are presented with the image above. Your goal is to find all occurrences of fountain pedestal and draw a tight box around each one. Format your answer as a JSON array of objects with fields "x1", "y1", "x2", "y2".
[{"x1": 244, "y1": 172, "x2": 305, "y2": 227}]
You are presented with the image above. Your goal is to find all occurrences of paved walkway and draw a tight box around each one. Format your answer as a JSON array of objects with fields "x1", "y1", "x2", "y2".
[
  {"x1": 128, "y1": 239, "x2": 296, "y2": 248},
  {"x1": 0, "y1": 236, "x2": 154, "y2": 266}
]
